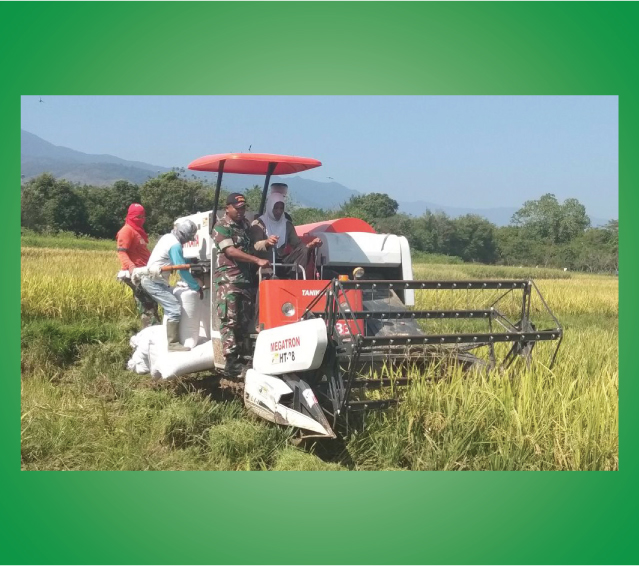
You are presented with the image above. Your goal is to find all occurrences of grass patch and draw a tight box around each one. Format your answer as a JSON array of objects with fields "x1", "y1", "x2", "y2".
[
  {"x1": 206, "y1": 419, "x2": 293, "y2": 470},
  {"x1": 273, "y1": 447, "x2": 347, "y2": 471},
  {"x1": 21, "y1": 229, "x2": 117, "y2": 251},
  {"x1": 21, "y1": 318, "x2": 135, "y2": 380}
]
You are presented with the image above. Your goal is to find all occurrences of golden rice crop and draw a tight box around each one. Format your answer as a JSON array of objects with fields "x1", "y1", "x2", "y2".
[
  {"x1": 22, "y1": 246, "x2": 618, "y2": 321},
  {"x1": 350, "y1": 320, "x2": 617, "y2": 470},
  {"x1": 22, "y1": 247, "x2": 135, "y2": 321},
  {"x1": 412, "y1": 263, "x2": 572, "y2": 281},
  {"x1": 531, "y1": 277, "x2": 618, "y2": 316},
  {"x1": 21, "y1": 243, "x2": 618, "y2": 470},
  {"x1": 411, "y1": 264, "x2": 617, "y2": 317}
]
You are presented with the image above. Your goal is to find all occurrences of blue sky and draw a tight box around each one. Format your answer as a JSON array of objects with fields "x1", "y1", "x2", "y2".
[{"x1": 21, "y1": 95, "x2": 618, "y2": 219}]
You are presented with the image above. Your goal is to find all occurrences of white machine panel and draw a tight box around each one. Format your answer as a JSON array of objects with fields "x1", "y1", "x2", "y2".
[
  {"x1": 315, "y1": 232, "x2": 402, "y2": 266},
  {"x1": 244, "y1": 370, "x2": 332, "y2": 436},
  {"x1": 252, "y1": 318, "x2": 327, "y2": 375},
  {"x1": 244, "y1": 370, "x2": 293, "y2": 413}
]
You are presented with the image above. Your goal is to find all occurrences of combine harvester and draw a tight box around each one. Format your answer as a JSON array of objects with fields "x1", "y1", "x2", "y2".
[{"x1": 168, "y1": 152, "x2": 562, "y2": 439}]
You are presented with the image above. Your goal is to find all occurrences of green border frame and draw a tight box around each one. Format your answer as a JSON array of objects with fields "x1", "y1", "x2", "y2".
[{"x1": 2, "y1": 2, "x2": 634, "y2": 564}]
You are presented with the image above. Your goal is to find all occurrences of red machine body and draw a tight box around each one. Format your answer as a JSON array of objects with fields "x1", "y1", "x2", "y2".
[
  {"x1": 259, "y1": 279, "x2": 364, "y2": 337},
  {"x1": 258, "y1": 217, "x2": 376, "y2": 336}
]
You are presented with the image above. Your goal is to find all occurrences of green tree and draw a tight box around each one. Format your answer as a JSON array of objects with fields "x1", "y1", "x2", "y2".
[
  {"x1": 373, "y1": 213, "x2": 421, "y2": 249},
  {"x1": 559, "y1": 198, "x2": 591, "y2": 243},
  {"x1": 340, "y1": 193, "x2": 399, "y2": 223},
  {"x1": 571, "y1": 227, "x2": 618, "y2": 272},
  {"x1": 79, "y1": 180, "x2": 142, "y2": 238},
  {"x1": 21, "y1": 173, "x2": 54, "y2": 230},
  {"x1": 21, "y1": 173, "x2": 88, "y2": 234},
  {"x1": 450, "y1": 215, "x2": 498, "y2": 263},
  {"x1": 511, "y1": 193, "x2": 590, "y2": 244},
  {"x1": 604, "y1": 219, "x2": 618, "y2": 234},
  {"x1": 287, "y1": 206, "x2": 332, "y2": 226},
  {"x1": 412, "y1": 211, "x2": 456, "y2": 255},
  {"x1": 140, "y1": 172, "x2": 218, "y2": 234},
  {"x1": 495, "y1": 226, "x2": 539, "y2": 265}
]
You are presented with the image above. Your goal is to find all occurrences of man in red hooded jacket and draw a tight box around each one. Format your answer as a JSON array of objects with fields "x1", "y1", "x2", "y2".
[{"x1": 116, "y1": 203, "x2": 159, "y2": 328}]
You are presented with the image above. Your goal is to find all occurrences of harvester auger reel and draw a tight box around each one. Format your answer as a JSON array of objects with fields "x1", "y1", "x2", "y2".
[{"x1": 291, "y1": 278, "x2": 563, "y2": 438}]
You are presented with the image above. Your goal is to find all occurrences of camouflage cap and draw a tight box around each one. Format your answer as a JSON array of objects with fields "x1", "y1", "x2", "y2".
[{"x1": 226, "y1": 193, "x2": 247, "y2": 208}]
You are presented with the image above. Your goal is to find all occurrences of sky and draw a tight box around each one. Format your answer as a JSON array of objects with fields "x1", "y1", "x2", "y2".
[{"x1": 21, "y1": 95, "x2": 618, "y2": 219}]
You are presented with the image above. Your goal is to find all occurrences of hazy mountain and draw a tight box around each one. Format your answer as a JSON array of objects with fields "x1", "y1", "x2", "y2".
[
  {"x1": 21, "y1": 130, "x2": 610, "y2": 226},
  {"x1": 21, "y1": 130, "x2": 170, "y2": 186},
  {"x1": 20, "y1": 130, "x2": 360, "y2": 209}
]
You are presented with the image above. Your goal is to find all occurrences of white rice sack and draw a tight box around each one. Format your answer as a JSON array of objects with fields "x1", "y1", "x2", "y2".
[
  {"x1": 173, "y1": 286, "x2": 201, "y2": 349},
  {"x1": 134, "y1": 363, "x2": 149, "y2": 375},
  {"x1": 127, "y1": 348, "x2": 150, "y2": 375},
  {"x1": 154, "y1": 340, "x2": 214, "y2": 380},
  {"x1": 199, "y1": 288, "x2": 211, "y2": 341},
  {"x1": 129, "y1": 324, "x2": 164, "y2": 352},
  {"x1": 128, "y1": 325, "x2": 166, "y2": 375},
  {"x1": 148, "y1": 332, "x2": 168, "y2": 379}
]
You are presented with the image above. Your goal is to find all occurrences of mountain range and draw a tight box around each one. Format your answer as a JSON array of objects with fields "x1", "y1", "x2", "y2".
[{"x1": 21, "y1": 130, "x2": 609, "y2": 226}]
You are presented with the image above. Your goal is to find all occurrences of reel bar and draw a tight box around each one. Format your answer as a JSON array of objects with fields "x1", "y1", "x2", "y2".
[
  {"x1": 345, "y1": 399, "x2": 398, "y2": 411},
  {"x1": 348, "y1": 377, "x2": 411, "y2": 389},
  {"x1": 358, "y1": 330, "x2": 561, "y2": 347},
  {"x1": 319, "y1": 309, "x2": 494, "y2": 320},
  {"x1": 341, "y1": 280, "x2": 531, "y2": 290}
]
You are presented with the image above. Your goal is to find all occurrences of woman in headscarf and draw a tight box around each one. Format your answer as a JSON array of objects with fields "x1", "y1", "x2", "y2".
[
  {"x1": 249, "y1": 188, "x2": 322, "y2": 278},
  {"x1": 116, "y1": 203, "x2": 159, "y2": 328}
]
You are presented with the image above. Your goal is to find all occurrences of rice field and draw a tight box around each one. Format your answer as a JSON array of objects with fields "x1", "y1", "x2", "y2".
[{"x1": 20, "y1": 241, "x2": 618, "y2": 470}]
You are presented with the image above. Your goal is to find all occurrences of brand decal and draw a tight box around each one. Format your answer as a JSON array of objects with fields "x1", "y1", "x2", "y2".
[
  {"x1": 273, "y1": 351, "x2": 296, "y2": 364},
  {"x1": 270, "y1": 337, "x2": 301, "y2": 352},
  {"x1": 184, "y1": 235, "x2": 200, "y2": 248},
  {"x1": 302, "y1": 289, "x2": 320, "y2": 296}
]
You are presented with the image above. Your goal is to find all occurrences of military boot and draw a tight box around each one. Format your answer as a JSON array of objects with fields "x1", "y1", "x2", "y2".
[
  {"x1": 223, "y1": 354, "x2": 246, "y2": 378},
  {"x1": 166, "y1": 320, "x2": 190, "y2": 352}
]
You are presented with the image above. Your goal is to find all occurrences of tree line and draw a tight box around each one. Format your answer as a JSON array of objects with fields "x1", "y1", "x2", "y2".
[{"x1": 21, "y1": 171, "x2": 618, "y2": 272}]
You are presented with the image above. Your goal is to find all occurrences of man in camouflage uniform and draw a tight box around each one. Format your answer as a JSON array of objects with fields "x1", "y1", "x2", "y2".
[{"x1": 213, "y1": 193, "x2": 270, "y2": 376}]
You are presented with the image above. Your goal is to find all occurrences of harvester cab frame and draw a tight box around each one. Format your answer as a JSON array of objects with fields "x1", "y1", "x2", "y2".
[{"x1": 169, "y1": 152, "x2": 563, "y2": 440}]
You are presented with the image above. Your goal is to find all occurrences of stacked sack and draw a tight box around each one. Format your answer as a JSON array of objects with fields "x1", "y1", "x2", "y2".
[
  {"x1": 149, "y1": 340, "x2": 215, "y2": 380},
  {"x1": 127, "y1": 285, "x2": 215, "y2": 380},
  {"x1": 173, "y1": 285, "x2": 202, "y2": 349},
  {"x1": 127, "y1": 325, "x2": 165, "y2": 374}
]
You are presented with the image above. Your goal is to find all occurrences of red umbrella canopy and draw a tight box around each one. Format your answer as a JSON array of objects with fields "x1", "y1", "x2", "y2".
[{"x1": 188, "y1": 153, "x2": 322, "y2": 175}]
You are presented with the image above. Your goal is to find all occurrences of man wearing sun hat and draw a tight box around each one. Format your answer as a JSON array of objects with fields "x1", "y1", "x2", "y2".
[{"x1": 213, "y1": 193, "x2": 270, "y2": 377}]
